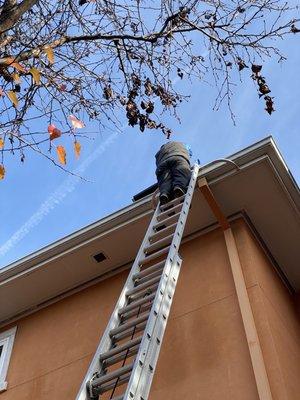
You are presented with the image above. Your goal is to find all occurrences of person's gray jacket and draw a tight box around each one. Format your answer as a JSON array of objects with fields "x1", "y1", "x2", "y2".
[{"x1": 155, "y1": 141, "x2": 190, "y2": 166}]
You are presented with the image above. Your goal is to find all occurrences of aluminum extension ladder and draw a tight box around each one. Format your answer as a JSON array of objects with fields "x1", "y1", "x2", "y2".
[{"x1": 76, "y1": 164, "x2": 199, "y2": 400}]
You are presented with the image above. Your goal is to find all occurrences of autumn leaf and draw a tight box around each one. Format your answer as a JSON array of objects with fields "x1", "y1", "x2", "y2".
[
  {"x1": 0, "y1": 164, "x2": 5, "y2": 180},
  {"x1": 48, "y1": 124, "x2": 62, "y2": 140},
  {"x1": 69, "y1": 114, "x2": 85, "y2": 129},
  {"x1": 48, "y1": 124, "x2": 56, "y2": 133},
  {"x1": 29, "y1": 67, "x2": 41, "y2": 85},
  {"x1": 12, "y1": 73, "x2": 21, "y2": 83},
  {"x1": 7, "y1": 90, "x2": 19, "y2": 107},
  {"x1": 56, "y1": 145, "x2": 66, "y2": 165},
  {"x1": 58, "y1": 84, "x2": 67, "y2": 92},
  {"x1": 0, "y1": 138, "x2": 4, "y2": 149},
  {"x1": 0, "y1": 87, "x2": 5, "y2": 97},
  {"x1": 44, "y1": 46, "x2": 54, "y2": 64},
  {"x1": 74, "y1": 141, "x2": 81, "y2": 158},
  {"x1": 3, "y1": 57, "x2": 26, "y2": 72}
]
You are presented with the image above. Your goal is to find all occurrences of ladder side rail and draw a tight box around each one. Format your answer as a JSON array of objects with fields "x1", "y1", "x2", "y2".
[
  {"x1": 75, "y1": 204, "x2": 161, "y2": 400},
  {"x1": 135, "y1": 255, "x2": 182, "y2": 400},
  {"x1": 123, "y1": 164, "x2": 199, "y2": 399}
]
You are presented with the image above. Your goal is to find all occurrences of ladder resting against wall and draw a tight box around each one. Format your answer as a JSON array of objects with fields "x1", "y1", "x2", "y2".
[{"x1": 76, "y1": 164, "x2": 200, "y2": 400}]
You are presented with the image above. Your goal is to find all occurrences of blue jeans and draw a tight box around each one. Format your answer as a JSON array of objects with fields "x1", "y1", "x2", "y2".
[{"x1": 155, "y1": 156, "x2": 191, "y2": 198}]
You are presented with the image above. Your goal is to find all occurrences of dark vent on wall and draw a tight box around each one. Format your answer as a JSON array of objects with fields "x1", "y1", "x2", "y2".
[{"x1": 93, "y1": 252, "x2": 107, "y2": 263}]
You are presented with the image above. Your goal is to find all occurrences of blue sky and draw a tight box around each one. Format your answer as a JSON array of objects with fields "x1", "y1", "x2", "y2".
[{"x1": 1, "y1": 34, "x2": 300, "y2": 268}]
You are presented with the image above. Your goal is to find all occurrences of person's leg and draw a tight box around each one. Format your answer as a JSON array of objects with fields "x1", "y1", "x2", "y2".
[
  {"x1": 171, "y1": 157, "x2": 191, "y2": 197},
  {"x1": 155, "y1": 161, "x2": 172, "y2": 204}
]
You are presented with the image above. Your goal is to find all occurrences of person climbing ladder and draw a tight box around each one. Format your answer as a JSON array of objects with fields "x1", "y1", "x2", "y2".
[{"x1": 155, "y1": 141, "x2": 192, "y2": 205}]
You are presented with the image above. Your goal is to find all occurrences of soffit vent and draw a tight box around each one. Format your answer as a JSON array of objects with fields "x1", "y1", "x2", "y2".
[{"x1": 92, "y1": 252, "x2": 107, "y2": 263}]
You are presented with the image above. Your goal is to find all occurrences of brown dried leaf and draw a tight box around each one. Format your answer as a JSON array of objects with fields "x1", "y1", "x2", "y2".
[{"x1": 0, "y1": 164, "x2": 5, "y2": 180}]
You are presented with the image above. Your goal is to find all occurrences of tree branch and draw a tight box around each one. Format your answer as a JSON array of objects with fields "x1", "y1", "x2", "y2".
[{"x1": 0, "y1": 0, "x2": 38, "y2": 35}]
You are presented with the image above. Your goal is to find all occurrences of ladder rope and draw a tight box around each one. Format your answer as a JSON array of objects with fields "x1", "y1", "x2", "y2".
[{"x1": 109, "y1": 291, "x2": 150, "y2": 399}]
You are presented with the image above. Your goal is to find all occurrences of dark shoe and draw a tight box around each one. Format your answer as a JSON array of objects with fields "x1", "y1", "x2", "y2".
[
  {"x1": 173, "y1": 186, "x2": 185, "y2": 198},
  {"x1": 159, "y1": 193, "x2": 169, "y2": 205}
]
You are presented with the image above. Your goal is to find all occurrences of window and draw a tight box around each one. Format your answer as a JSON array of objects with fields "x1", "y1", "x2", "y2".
[{"x1": 0, "y1": 327, "x2": 17, "y2": 392}]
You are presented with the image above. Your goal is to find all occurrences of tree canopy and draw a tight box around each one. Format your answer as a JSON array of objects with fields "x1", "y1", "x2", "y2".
[{"x1": 0, "y1": 0, "x2": 299, "y2": 178}]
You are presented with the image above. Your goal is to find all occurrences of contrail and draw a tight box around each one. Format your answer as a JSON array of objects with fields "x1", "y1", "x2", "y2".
[{"x1": 0, "y1": 133, "x2": 118, "y2": 258}]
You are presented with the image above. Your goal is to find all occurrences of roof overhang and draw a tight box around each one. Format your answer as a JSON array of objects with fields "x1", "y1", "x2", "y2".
[{"x1": 1, "y1": 136, "x2": 299, "y2": 325}]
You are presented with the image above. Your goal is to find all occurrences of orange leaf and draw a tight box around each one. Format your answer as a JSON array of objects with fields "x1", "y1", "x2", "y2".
[
  {"x1": 56, "y1": 145, "x2": 66, "y2": 165},
  {"x1": 44, "y1": 46, "x2": 54, "y2": 64},
  {"x1": 0, "y1": 138, "x2": 4, "y2": 149},
  {"x1": 3, "y1": 57, "x2": 26, "y2": 72},
  {"x1": 0, "y1": 87, "x2": 5, "y2": 97},
  {"x1": 74, "y1": 141, "x2": 81, "y2": 159},
  {"x1": 69, "y1": 114, "x2": 85, "y2": 129},
  {"x1": 0, "y1": 164, "x2": 5, "y2": 180},
  {"x1": 7, "y1": 90, "x2": 18, "y2": 107},
  {"x1": 29, "y1": 67, "x2": 41, "y2": 85}
]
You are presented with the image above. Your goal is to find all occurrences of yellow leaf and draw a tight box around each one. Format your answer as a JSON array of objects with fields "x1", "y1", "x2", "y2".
[
  {"x1": 0, "y1": 138, "x2": 4, "y2": 149},
  {"x1": 3, "y1": 57, "x2": 26, "y2": 72},
  {"x1": 29, "y1": 67, "x2": 41, "y2": 85},
  {"x1": 12, "y1": 73, "x2": 21, "y2": 83},
  {"x1": 7, "y1": 90, "x2": 19, "y2": 107},
  {"x1": 74, "y1": 141, "x2": 81, "y2": 159},
  {"x1": 56, "y1": 145, "x2": 66, "y2": 165},
  {"x1": 0, "y1": 164, "x2": 5, "y2": 180},
  {"x1": 44, "y1": 46, "x2": 54, "y2": 64}
]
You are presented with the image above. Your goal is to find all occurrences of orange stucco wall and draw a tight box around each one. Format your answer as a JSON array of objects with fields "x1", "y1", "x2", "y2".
[{"x1": 0, "y1": 219, "x2": 299, "y2": 399}]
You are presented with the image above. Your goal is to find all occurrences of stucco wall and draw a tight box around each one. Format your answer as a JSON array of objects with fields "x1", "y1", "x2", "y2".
[
  {"x1": 233, "y1": 220, "x2": 300, "y2": 400},
  {"x1": 0, "y1": 219, "x2": 299, "y2": 399}
]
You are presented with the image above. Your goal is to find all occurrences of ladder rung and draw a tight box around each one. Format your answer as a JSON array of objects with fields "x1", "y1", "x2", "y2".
[
  {"x1": 100, "y1": 336, "x2": 143, "y2": 362},
  {"x1": 113, "y1": 321, "x2": 147, "y2": 343},
  {"x1": 96, "y1": 371, "x2": 131, "y2": 395},
  {"x1": 119, "y1": 293, "x2": 155, "y2": 316},
  {"x1": 149, "y1": 222, "x2": 177, "y2": 243},
  {"x1": 153, "y1": 212, "x2": 181, "y2": 231},
  {"x1": 128, "y1": 284, "x2": 159, "y2": 303},
  {"x1": 138, "y1": 247, "x2": 169, "y2": 266},
  {"x1": 133, "y1": 260, "x2": 165, "y2": 281},
  {"x1": 91, "y1": 363, "x2": 134, "y2": 387},
  {"x1": 160, "y1": 194, "x2": 185, "y2": 211},
  {"x1": 110, "y1": 312, "x2": 150, "y2": 337},
  {"x1": 136, "y1": 269, "x2": 163, "y2": 286},
  {"x1": 127, "y1": 275, "x2": 161, "y2": 297},
  {"x1": 104, "y1": 345, "x2": 139, "y2": 367},
  {"x1": 121, "y1": 302, "x2": 153, "y2": 321},
  {"x1": 126, "y1": 285, "x2": 159, "y2": 306},
  {"x1": 144, "y1": 233, "x2": 174, "y2": 254},
  {"x1": 157, "y1": 202, "x2": 182, "y2": 221}
]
